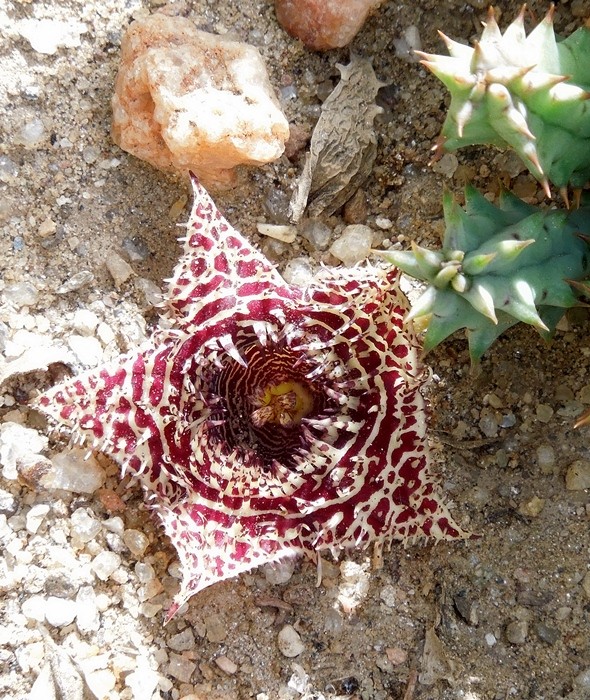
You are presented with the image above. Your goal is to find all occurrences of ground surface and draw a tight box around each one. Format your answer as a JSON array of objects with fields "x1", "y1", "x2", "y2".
[{"x1": 1, "y1": 1, "x2": 590, "y2": 699}]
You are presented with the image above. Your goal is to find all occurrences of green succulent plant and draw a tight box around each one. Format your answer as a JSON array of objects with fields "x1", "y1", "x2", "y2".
[
  {"x1": 417, "y1": 7, "x2": 590, "y2": 195},
  {"x1": 381, "y1": 187, "x2": 590, "y2": 362}
]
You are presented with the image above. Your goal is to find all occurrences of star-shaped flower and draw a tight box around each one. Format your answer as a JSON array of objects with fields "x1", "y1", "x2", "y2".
[{"x1": 36, "y1": 175, "x2": 467, "y2": 616}]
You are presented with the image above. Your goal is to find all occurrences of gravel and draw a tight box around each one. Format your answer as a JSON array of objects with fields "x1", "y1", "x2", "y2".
[{"x1": 1, "y1": 1, "x2": 589, "y2": 699}]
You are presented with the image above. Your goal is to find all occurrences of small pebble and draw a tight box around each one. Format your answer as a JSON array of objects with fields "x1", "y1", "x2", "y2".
[
  {"x1": 479, "y1": 409, "x2": 498, "y2": 438},
  {"x1": 17, "y1": 18, "x2": 87, "y2": 54},
  {"x1": 499, "y1": 412, "x2": 516, "y2": 428},
  {"x1": 257, "y1": 223, "x2": 296, "y2": 243},
  {"x1": 453, "y1": 590, "x2": 479, "y2": 626},
  {"x1": 45, "y1": 449, "x2": 105, "y2": 494},
  {"x1": 581, "y1": 571, "x2": 590, "y2": 599},
  {"x1": 277, "y1": 624, "x2": 305, "y2": 658},
  {"x1": 57, "y1": 271, "x2": 95, "y2": 294},
  {"x1": 536, "y1": 445, "x2": 556, "y2": 474},
  {"x1": 76, "y1": 585, "x2": 100, "y2": 633},
  {"x1": 385, "y1": 647, "x2": 407, "y2": 665},
  {"x1": 122, "y1": 236, "x2": 150, "y2": 262},
  {"x1": 4, "y1": 282, "x2": 39, "y2": 308},
  {"x1": 0, "y1": 488, "x2": 18, "y2": 516},
  {"x1": 167, "y1": 653, "x2": 196, "y2": 683},
  {"x1": 17, "y1": 118, "x2": 46, "y2": 148},
  {"x1": 68, "y1": 335, "x2": 104, "y2": 366},
  {"x1": 505, "y1": 620, "x2": 528, "y2": 644},
  {"x1": 393, "y1": 24, "x2": 422, "y2": 61},
  {"x1": 204, "y1": 613, "x2": 227, "y2": 643},
  {"x1": 215, "y1": 655, "x2": 238, "y2": 675},
  {"x1": 263, "y1": 557, "x2": 296, "y2": 584},
  {"x1": 565, "y1": 459, "x2": 590, "y2": 490},
  {"x1": 301, "y1": 219, "x2": 331, "y2": 250},
  {"x1": 432, "y1": 153, "x2": 459, "y2": 178},
  {"x1": 555, "y1": 606, "x2": 572, "y2": 621},
  {"x1": 125, "y1": 658, "x2": 160, "y2": 698},
  {"x1": 0, "y1": 422, "x2": 48, "y2": 481},
  {"x1": 82, "y1": 146, "x2": 100, "y2": 164},
  {"x1": 518, "y1": 496, "x2": 545, "y2": 517},
  {"x1": 168, "y1": 628, "x2": 195, "y2": 652},
  {"x1": 26, "y1": 503, "x2": 50, "y2": 534},
  {"x1": 375, "y1": 216, "x2": 393, "y2": 230},
  {"x1": 329, "y1": 225, "x2": 373, "y2": 266},
  {"x1": 105, "y1": 251, "x2": 134, "y2": 287},
  {"x1": 72, "y1": 309, "x2": 100, "y2": 335},
  {"x1": 135, "y1": 561, "x2": 155, "y2": 583},
  {"x1": 535, "y1": 621, "x2": 559, "y2": 645},
  {"x1": 0, "y1": 155, "x2": 19, "y2": 183},
  {"x1": 123, "y1": 529, "x2": 149, "y2": 557},
  {"x1": 71, "y1": 507, "x2": 102, "y2": 543},
  {"x1": 103, "y1": 517, "x2": 125, "y2": 535},
  {"x1": 536, "y1": 404, "x2": 554, "y2": 423},
  {"x1": 45, "y1": 596, "x2": 78, "y2": 627},
  {"x1": 282, "y1": 257, "x2": 314, "y2": 287},
  {"x1": 379, "y1": 584, "x2": 397, "y2": 607},
  {"x1": 91, "y1": 551, "x2": 122, "y2": 581},
  {"x1": 22, "y1": 595, "x2": 47, "y2": 622},
  {"x1": 84, "y1": 669, "x2": 116, "y2": 698}
]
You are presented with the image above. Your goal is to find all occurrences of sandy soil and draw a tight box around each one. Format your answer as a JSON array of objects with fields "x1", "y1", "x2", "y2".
[{"x1": 1, "y1": 1, "x2": 590, "y2": 699}]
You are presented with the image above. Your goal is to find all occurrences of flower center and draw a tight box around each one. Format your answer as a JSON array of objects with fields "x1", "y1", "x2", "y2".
[
  {"x1": 250, "y1": 381, "x2": 314, "y2": 428},
  {"x1": 205, "y1": 338, "x2": 336, "y2": 471}
]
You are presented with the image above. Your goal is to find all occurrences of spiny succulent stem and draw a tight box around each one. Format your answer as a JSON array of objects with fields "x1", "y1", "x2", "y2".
[{"x1": 423, "y1": 6, "x2": 590, "y2": 191}]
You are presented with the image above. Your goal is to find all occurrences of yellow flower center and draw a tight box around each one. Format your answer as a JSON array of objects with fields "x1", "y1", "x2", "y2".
[{"x1": 250, "y1": 381, "x2": 314, "y2": 428}]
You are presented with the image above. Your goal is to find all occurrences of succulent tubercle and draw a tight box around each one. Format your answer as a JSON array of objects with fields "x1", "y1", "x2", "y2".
[
  {"x1": 380, "y1": 186, "x2": 590, "y2": 363},
  {"x1": 417, "y1": 6, "x2": 590, "y2": 194}
]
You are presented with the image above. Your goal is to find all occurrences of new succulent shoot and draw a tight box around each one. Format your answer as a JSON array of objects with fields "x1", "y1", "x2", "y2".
[
  {"x1": 417, "y1": 6, "x2": 590, "y2": 196},
  {"x1": 381, "y1": 187, "x2": 590, "y2": 362}
]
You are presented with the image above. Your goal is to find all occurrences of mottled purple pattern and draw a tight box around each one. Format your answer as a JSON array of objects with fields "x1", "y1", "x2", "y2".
[{"x1": 37, "y1": 175, "x2": 466, "y2": 616}]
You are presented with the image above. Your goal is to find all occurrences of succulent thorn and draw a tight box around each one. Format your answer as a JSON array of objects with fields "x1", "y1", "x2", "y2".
[
  {"x1": 429, "y1": 135, "x2": 446, "y2": 163},
  {"x1": 405, "y1": 286, "x2": 437, "y2": 322},
  {"x1": 560, "y1": 187, "x2": 570, "y2": 209},
  {"x1": 410, "y1": 241, "x2": 444, "y2": 275},
  {"x1": 574, "y1": 409, "x2": 590, "y2": 429},
  {"x1": 436, "y1": 30, "x2": 453, "y2": 50},
  {"x1": 466, "y1": 284, "x2": 497, "y2": 324},
  {"x1": 566, "y1": 278, "x2": 590, "y2": 296},
  {"x1": 575, "y1": 231, "x2": 590, "y2": 244},
  {"x1": 498, "y1": 238, "x2": 534, "y2": 258}
]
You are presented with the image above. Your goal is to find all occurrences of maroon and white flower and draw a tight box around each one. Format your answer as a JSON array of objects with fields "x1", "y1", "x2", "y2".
[{"x1": 37, "y1": 176, "x2": 466, "y2": 616}]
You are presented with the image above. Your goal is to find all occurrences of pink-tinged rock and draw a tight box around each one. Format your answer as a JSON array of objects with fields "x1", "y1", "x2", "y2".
[
  {"x1": 111, "y1": 14, "x2": 289, "y2": 189},
  {"x1": 275, "y1": 0, "x2": 385, "y2": 50}
]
